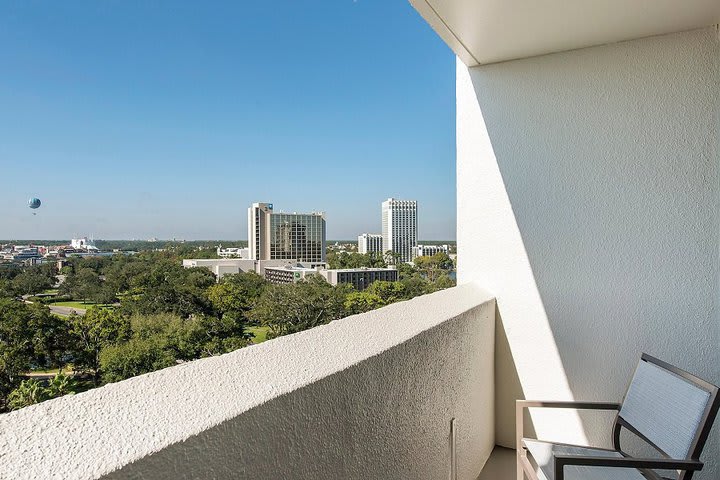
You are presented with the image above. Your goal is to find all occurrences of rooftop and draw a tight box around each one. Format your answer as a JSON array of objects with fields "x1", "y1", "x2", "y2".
[{"x1": 410, "y1": 0, "x2": 720, "y2": 65}]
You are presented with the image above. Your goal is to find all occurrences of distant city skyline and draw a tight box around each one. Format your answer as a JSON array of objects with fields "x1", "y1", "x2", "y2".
[{"x1": 0, "y1": 2, "x2": 455, "y2": 240}]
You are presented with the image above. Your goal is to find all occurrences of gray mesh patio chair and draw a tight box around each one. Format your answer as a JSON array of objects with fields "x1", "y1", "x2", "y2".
[{"x1": 516, "y1": 353, "x2": 720, "y2": 480}]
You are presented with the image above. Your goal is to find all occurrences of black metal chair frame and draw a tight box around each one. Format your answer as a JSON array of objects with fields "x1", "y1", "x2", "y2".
[{"x1": 516, "y1": 353, "x2": 720, "y2": 480}]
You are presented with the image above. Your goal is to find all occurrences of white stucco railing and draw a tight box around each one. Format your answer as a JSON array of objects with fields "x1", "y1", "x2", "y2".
[{"x1": 0, "y1": 283, "x2": 496, "y2": 480}]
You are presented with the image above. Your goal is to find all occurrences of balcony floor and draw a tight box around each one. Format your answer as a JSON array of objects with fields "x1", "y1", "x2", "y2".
[{"x1": 477, "y1": 446, "x2": 515, "y2": 480}]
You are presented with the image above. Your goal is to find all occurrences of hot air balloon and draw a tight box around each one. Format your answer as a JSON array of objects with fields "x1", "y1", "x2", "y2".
[{"x1": 28, "y1": 197, "x2": 41, "y2": 215}]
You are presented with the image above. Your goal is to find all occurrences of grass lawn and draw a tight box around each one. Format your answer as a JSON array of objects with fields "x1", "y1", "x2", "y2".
[
  {"x1": 26, "y1": 366, "x2": 74, "y2": 375},
  {"x1": 248, "y1": 326, "x2": 270, "y2": 344},
  {"x1": 50, "y1": 300, "x2": 114, "y2": 310}
]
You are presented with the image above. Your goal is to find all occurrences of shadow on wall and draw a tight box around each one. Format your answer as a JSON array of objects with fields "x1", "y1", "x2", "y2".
[
  {"x1": 468, "y1": 27, "x2": 719, "y2": 477},
  {"x1": 494, "y1": 305, "x2": 536, "y2": 442}
]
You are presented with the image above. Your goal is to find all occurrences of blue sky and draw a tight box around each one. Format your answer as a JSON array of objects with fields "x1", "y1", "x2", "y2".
[{"x1": 0, "y1": 1, "x2": 455, "y2": 240}]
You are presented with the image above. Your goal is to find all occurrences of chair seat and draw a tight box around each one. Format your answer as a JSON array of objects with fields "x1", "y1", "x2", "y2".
[{"x1": 522, "y1": 439, "x2": 647, "y2": 480}]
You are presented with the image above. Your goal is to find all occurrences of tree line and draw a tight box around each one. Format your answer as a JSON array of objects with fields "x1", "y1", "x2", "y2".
[{"x1": 0, "y1": 249, "x2": 454, "y2": 412}]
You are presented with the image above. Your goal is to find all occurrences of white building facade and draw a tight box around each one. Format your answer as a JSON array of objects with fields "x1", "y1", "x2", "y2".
[
  {"x1": 216, "y1": 246, "x2": 250, "y2": 258},
  {"x1": 264, "y1": 265, "x2": 320, "y2": 284},
  {"x1": 321, "y1": 267, "x2": 398, "y2": 291},
  {"x1": 357, "y1": 233, "x2": 383, "y2": 255},
  {"x1": 182, "y1": 258, "x2": 311, "y2": 281},
  {"x1": 182, "y1": 258, "x2": 256, "y2": 281},
  {"x1": 70, "y1": 237, "x2": 98, "y2": 251},
  {"x1": 411, "y1": 244, "x2": 449, "y2": 260},
  {"x1": 420, "y1": 3, "x2": 720, "y2": 474},
  {"x1": 381, "y1": 198, "x2": 417, "y2": 263}
]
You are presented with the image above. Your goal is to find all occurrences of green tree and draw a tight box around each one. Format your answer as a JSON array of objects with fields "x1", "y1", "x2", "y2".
[
  {"x1": 394, "y1": 261, "x2": 417, "y2": 280},
  {"x1": 130, "y1": 312, "x2": 247, "y2": 360},
  {"x1": 99, "y1": 311, "x2": 251, "y2": 383},
  {"x1": 122, "y1": 282, "x2": 212, "y2": 318},
  {"x1": 121, "y1": 262, "x2": 215, "y2": 318},
  {"x1": 326, "y1": 251, "x2": 339, "y2": 268},
  {"x1": 94, "y1": 285, "x2": 118, "y2": 305},
  {"x1": 103, "y1": 256, "x2": 147, "y2": 294},
  {"x1": 99, "y1": 336, "x2": 176, "y2": 383},
  {"x1": 0, "y1": 279, "x2": 16, "y2": 298},
  {"x1": 327, "y1": 252, "x2": 387, "y2": 269},
  {"x1": 249, "y1": 275, "x2": 348, "y2": 338},
  {"x1": 0, "y1": 264, "x2": 22, "y2": 281},
  {"x1": 7, "y1": 372, "x2": 76, "y2": 411},
  {"x1": 399, "y1": 275, "x2": 431, "y2": 299},
  {"x1": 75, "y1": 268, "x2": 102, "y2": 302},
  {"x1": 74, "y1": 256, "x2": 111, "y2": 274},
  {"x1": 45, "y1": 371, "x2": 75, "y2": 397},
  {"x1": 12, "y1": 269, "x2": 53, "y2": 296},
  {"x1": 430, "y1": 273, "x2": 456, "y2": 291},
  {"x1": 413, "y1": 252, "x2": 454, "y2": 282},
  {"x1": 26, "y1": 303, "x2": 69, "y2": 370},
  {"x1": 207, "y1": 272, "x2": 266, "y2": 323},
  {"x1": 66, "y1": 308, "x2": 130, "y2": 384},
  {"x1": 187, "y1": 315, "x2": 249, "y2": 356},
  {"x1": 0, "y1": 299, "x2": 65, "y2": 409},
  {"x1": 6, "y1": 379, "x2": 44, "y2": 410},
  {"x1": 61, "y1": 268, "x2": 102, "y2": 302},
  {"x1": 366, "y1": 281, "x2": 407, "y2": 304},
  {"x1": 344, "y1": 291, "x2": 385, "y2": 315}
]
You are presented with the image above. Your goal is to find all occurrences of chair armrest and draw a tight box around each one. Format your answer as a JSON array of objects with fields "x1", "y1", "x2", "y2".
[
  {"x1": 516, "y1": 400, "x2": 621, "y2": 453},
  {"x1": 553, "y1": 454, "x2": 703, "y2": 480},
  {"x1": 516, "y1": 400, "x2": 620, "y2": 410}
]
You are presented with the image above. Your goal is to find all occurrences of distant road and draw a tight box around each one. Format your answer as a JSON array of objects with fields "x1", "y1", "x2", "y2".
[
  {"x1": 47, "y1": 305, "x2": 86, "y2": 316},
  {"x1": 21, "y1": 297, "x2": 86, "y2": 316}
]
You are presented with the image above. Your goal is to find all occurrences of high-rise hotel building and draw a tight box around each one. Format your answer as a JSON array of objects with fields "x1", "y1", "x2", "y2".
[
  {"x1": 357, "y1": 233, "x2": 383, "y2": 255},
  {"x1": 381, "y1": 198, "x2": 417, "y2": 263},
  {"x1": 248, "y1": 203, "x2": 326, "y2": 263}
]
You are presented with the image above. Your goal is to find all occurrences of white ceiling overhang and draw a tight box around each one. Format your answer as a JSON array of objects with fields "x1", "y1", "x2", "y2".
[{"x1": 409, "y1": 0, "x2": 720, "y2": 66}]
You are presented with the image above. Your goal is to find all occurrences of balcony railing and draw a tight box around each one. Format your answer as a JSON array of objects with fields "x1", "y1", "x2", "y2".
[{"x1": 0, "y1": 283, "x2": 496, "y2": 480}]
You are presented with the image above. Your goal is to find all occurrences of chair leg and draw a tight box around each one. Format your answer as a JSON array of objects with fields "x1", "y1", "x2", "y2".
[
  {"x1": 516, "y1": 400, "x2": 524, "y2": 480},
  {"x1": 517, "y1": 454, "x2": 524, "y2": 480}
]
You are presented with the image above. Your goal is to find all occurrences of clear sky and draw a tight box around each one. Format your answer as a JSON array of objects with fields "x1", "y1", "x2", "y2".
[{"x1": 0, "y1": 1, "x2": 455, "y2": 241}]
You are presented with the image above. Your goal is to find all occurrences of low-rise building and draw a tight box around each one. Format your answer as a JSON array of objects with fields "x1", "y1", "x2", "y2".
[
  {"x1": 3, "y1": 246, "x2": 41, "y2": 261},
  {"x1": 264, "y1": 265, "x2": 322, "y2": 284},
  {"x1": 182, "y1": 258, "x2": 257, "y2": 281},
  {"x1": 182, "y1": 258, "x2": 317, "y2": 281},
  {"x1": 411, "y1": 244, "x2": 450, "y2": 260},
  {"x1": 256, "y1": 259, "x2": 322, "y2": 276},
  {"x1": 357, "y1": 234, "x2": 383, "y2": 255},
  {"x1": 71, "y1": 237, "x2": 99, "y2": 252},
  {"x1": 320, "y1": 267, "x2": 398, "y2": 291},
  {"x1": 216, "y1": 247, "x2": 250, "y2": 258},
  {"x1": 263, "y1": 265, "x2": 395, "y2": 289}
]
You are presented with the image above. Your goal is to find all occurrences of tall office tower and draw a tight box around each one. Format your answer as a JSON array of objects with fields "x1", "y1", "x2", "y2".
[
  {"x1": 381, "y1": 198, "x2": 417, "y2": 263},
  {"x1": 248, "y1": 202, "x2": 326, "y2": 263},
  {"x1": 357, "y1": 233, "x2": 383, "y2": 255},
  {"x1": 248, "y1": 203, "x2": 273, "y2": 261}
]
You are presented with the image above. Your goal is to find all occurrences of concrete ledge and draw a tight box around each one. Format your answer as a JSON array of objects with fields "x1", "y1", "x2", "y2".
[{"x1": 0, "y1": 283, "x2": 496, "y2": 480}]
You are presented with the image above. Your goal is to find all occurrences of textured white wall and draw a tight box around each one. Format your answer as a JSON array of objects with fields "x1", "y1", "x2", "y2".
[
  {"x1": 456, "y1": 26, "x2": 719, "y2": 478},
  {"x1": 0, "y1": 284, "x2": 496, "y2": 480}
]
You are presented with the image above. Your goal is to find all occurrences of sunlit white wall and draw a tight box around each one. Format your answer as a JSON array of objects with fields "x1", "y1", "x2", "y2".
[{"x1": 457, "y1": 26, "x2": 719, "y2": 478}]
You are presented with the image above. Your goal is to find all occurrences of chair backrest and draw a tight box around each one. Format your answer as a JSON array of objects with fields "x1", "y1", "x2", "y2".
[{"x1": 615, "y1": 354, "x2": 719, "y2": 465}]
